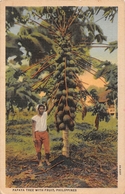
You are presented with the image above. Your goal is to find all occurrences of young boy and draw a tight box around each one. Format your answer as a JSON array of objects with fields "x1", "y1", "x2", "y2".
[{"x1": 32, "y1": 104, "x2": 52, "y2": 166}]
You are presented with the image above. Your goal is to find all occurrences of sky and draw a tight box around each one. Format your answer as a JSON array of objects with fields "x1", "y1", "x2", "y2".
[{"x1": 90, "y1": 10, "x2": 117, "y2": 64}]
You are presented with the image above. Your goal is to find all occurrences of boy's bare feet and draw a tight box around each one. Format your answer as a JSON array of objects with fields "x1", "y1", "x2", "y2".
[
  {"x1": 45, "y1": 159, "x2": 51, "y2": 166},
  {"x1": 38, "y1": 161, "x2": 43, "y2": 167}
]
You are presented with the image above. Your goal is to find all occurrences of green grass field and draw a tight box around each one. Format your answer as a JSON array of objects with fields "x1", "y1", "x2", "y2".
[{"x1": 6, "y1": 110, "x2": 117, "y2": 156}]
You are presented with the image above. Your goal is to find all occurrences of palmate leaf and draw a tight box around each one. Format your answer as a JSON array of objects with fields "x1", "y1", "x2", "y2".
[
  {"x1": 105, "y1": 82, "x2": 117, "y2": 91},
  {"x1": 18, "y1": 29, "x2": 57, "y2": 64},
  {"x1": 79, "y1": 21, "x2": 107, "y2": 44},
  {"x1": 16, "y1": 90, "x2": 26, "y2": 100},
  {"x1": 6, "y1": 7, "x2": 24, "y2": 30},
  {"x1": 107, "y1": 90, "x2": 117, "y2": 99},
  {"x1": 94, "y1": 7, "x2": 118, "y2": 22},
  {"x1": 14, "y1": 86, "x2": 39, "y2": 109},
  {"x1": 16, "y1": 86, "x2": 31, "y2": 95},
  {"x1": 28, "y1": 7, "x2": 44, "y2": 15},
  {"x1": 31, "y1": 32, "x2": 55, "y2": 53},
  {"x1": 97, "y1": 60, "x2": 112, "y2": 68},
  {"x1": 95, "y1": 68, "x2": 105, "y2": 79},
  {"x1": 20, "y1": 34, "x2": 44, "y2": 52},
  {"x1": 95, "y1": 24, "x2": 103, "y2": 34},
  {"x1": 31, "y1": 31, "x2": 53, "y2": 45},
  {"x1": 17, "y1": 91, "x2": 34, "y2": 103},
  {"x1": 6, "y1": 33, "x2": 19, "y2": 48},
  {"x1": 95, "y1": 34, "x2": 107, "y2": 43},
  {"x1": 90, "y1": 89, "x2": 99, "y2": 101},
  {"x1": 18, "y1": 26, "x2": 34, "y2": 36},
  {"x1": 95, "y1": 62, "x2": 117, "y2": 89},
  {"x1": 18, "y1": 35, "x2": 46, "y2": 64},
  {"x1": 6, "y1": 33, "x2": 24, "y2": 64},
  {"x1": 86, "y1": 23, "x2": 104, "y2": 35},
  {"x1": 105, "y1": 41, "x2": 118, "y2": 53}
]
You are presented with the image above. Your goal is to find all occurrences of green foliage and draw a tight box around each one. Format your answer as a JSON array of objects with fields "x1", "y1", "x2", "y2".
[
  {"x1": 105, "y1": 41, "x2": 118, "y2": 53},
  {"x1": 89, "y1": 89, "x2": 99, "y2": 101},
  {"x1": 6, "y1": 67, "x2": 40, "y2": 119},
  {"x1": 6, "y1": 7, "x2": 24, "y2": 31},
  {"x1": 95, "y1": 61, "x2": 117, "y2": 105},
  {"x1": 86, "y1": 88, "x2": 111, "y2": 129},
  {"x1": 6, "y1": 33, "x2": 24, "y2": 64},
  {"x1": 88, "y1": 86, "x2": 105, "y2": 94},
  {"x1": 95, "y1": 7, "x2": 118, "y2": 22}
]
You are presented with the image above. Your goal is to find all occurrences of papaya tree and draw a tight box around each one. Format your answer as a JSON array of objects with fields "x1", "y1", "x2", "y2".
[{"x1": 6, "y1": 6, "x2": 118, "y2": 157}]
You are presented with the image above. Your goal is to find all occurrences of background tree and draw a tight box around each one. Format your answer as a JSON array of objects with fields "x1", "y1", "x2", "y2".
[
  {"x1": 6, "y1": 6, "x2": 118, "y2": 157},
  {"x1": 6, "y1": 66, "x2": 40, "y2": 119},
  {"x1": 95, "y1": 60, "x2": 117, "y2": 118}
]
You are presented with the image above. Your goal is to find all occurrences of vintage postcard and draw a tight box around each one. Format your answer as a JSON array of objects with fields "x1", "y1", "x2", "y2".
[{"x1": 0, "y1": 0, "x2": 125, "y2": 194}]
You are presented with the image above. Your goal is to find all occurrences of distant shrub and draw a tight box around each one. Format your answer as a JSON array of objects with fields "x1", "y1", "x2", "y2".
[{"x1": 75, "y1": 122, "x2": 92, "y2": 130}]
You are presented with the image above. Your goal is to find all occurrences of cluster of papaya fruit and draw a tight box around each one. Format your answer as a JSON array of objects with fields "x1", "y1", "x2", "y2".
[
  {"x1": 53, "y1": 56, "x2": 78, "y2": 132},
  {"x1": 48, "y1": 31, "x2": 83, "y2": 132}
]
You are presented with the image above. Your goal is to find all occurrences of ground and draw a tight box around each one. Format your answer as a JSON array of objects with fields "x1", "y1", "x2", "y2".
[{"x1": 6, "y1": 146, "x2": 117, "y2": 188}]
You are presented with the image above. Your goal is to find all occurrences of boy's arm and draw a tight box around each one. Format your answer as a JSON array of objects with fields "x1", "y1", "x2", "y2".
[
  {"x1": 47, "y1": 105, "x2": 54, "y2": 115},
  {"x1": 46, "y1": 100, "x2": 54, "y2": 115},
  {"x1": 32, "y1": 120, "x2": 36, "y2": 142}
]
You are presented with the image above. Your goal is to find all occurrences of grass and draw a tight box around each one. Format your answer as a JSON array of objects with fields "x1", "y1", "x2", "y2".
[
  {"x1": 6, "y1": 110, "x2": 117, "y2": 159},
  {"x1": 6, "y1": 135, "x2": 36, "y2": 158}
]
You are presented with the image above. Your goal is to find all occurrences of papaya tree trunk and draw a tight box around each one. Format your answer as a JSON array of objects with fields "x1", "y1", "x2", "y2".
[{"x1": 62, "y1": 126, "x2": 69, "y2": 157}]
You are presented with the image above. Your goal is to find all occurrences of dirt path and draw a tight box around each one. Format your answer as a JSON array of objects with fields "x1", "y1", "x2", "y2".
[{"x1": 6, "y1": 154, "x2": 117, "y2": 188}]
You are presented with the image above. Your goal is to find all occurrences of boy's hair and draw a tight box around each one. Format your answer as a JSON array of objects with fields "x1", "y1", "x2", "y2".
[{"x1": 38, "y1": 104, "x2": 45, "y2": 110}]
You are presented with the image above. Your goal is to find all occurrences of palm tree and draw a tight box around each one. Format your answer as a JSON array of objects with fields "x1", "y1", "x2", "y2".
[{"x1": 6, "y1": 6, "x2": 118, "y2": 157}]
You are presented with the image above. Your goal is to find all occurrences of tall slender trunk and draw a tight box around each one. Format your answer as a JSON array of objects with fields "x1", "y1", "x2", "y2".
[{"x1": 62, "y1": 126, "x2": 69, "y2": 157}]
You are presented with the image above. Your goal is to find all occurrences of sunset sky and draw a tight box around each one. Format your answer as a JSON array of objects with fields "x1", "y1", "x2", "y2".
[{"x1": 79, "y1": 72, "x2": 105, "y2": 89}]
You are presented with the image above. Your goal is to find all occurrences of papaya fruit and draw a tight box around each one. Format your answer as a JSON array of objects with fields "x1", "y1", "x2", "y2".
[
  {"x1": 62, "y1": 90, "x2": 66, "y2": 96},
  {"x1": 56, "y1": 116, "x2": 62, "y2": 125},
  {"x1": 56, "y1": 90, "x2": 63, "y2": 99},
  {"x1": 61, "y1": 95, "x2": 66, "y2": 103},
  {"x1": 68, "y1": 120, "x2": 75, "y2": 128},
  {"x1": 70, "y1": 113, "x2": 75, "y2": 119},
  {"x1": 70, "y1": 107, "x2": 76, "y2": 112},
  {"x1": 59, "y1": 123, "x2": 66, "y2": 130},
  {"x1": 58, "y1": 103, "x2": 64, "y2": 111},
  {"x1": 59, "y1": 80, "x2": 65, "y2": 89},
  {"x1": 64, "y1": 105, "x2": 70, "y2": 113},
  {"x1": 68, "y1": 88, "x2": 75, "y2": 95},
  {"x1": 63, "y1": 114, "x2": 71, "y2": 123},
  {"x1": 54, "y1": 70, "x2": 60, "y2": 78},
  {"x1": 57, "y1": 110, "x2": 64, "y2": 118},
  {"x1": 70, "y1": 60, "x2": 75, "y2": 65}
]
